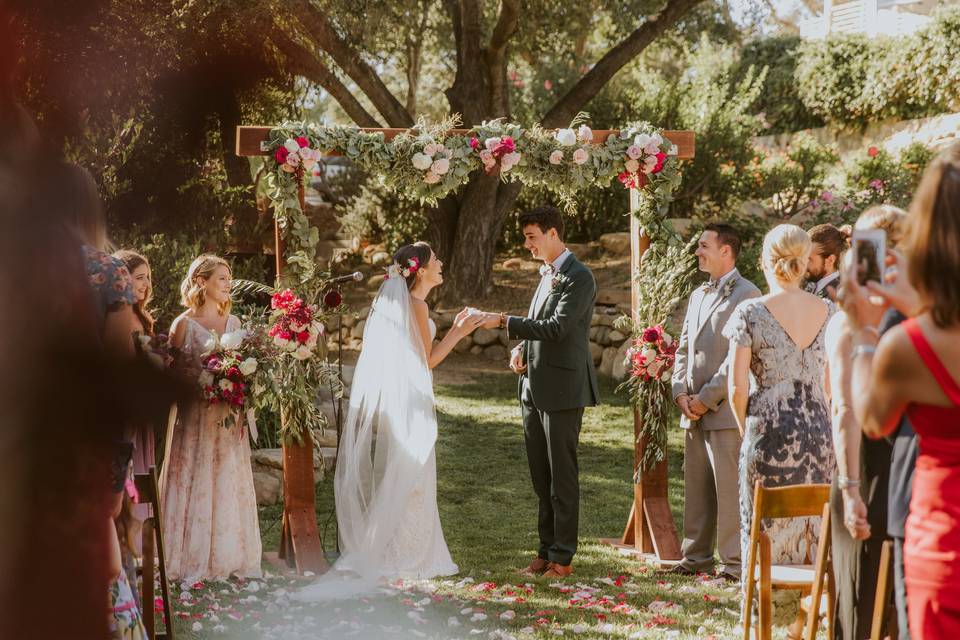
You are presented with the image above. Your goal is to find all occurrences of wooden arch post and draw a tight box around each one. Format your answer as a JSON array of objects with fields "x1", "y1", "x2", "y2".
[{"x1": 236, "y1": 125, "x2": 694, "y2": 572}]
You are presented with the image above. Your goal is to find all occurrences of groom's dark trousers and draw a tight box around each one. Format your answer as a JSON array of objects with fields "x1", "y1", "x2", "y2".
[{"x1": 507, "y1": 252, "x2": 599, "y2": 566}]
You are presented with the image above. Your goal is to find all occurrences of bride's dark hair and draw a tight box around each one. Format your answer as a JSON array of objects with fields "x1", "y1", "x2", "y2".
[{"x1": 392, "y1": 242, "x2": 433, "y2": 290}]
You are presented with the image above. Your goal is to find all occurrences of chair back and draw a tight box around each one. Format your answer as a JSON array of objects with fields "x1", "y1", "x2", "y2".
[{"x1": 754, "y1": 482, "x2": 831, "y2": 520}]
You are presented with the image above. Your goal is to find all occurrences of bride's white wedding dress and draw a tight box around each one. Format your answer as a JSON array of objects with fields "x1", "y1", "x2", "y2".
[{"x1": 296, "y1": 276, "x2": 457, "y2": 602}]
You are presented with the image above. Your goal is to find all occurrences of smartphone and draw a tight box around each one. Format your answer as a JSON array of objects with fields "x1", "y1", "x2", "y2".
[{"x1": 851, "y1": 228, "x2": 886, "y2": 286}]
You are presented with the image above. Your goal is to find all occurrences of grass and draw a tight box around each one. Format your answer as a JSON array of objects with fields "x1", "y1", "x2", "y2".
[{"x1": 167, "y1": 370, "x2": 807, "y2": 639}]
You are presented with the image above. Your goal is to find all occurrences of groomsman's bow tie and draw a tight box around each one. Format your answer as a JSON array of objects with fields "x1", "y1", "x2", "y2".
[
  {"x1": 704, "y1": 279, "x2": 719, "y2": 292},
  {"x1": 804, "y1": 281, "x2": 818, "y2": 293},
  {"x1": 539, "y1": 264, "x2": 556, "y2": 277}
]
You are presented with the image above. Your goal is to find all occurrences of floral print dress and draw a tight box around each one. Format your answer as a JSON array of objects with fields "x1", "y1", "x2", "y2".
[{"x1": 723, "y1": 298, "x2": 836, "y2": 572}]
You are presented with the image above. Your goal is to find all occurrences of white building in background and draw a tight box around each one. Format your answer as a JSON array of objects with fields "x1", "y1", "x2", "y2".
[{"x1": 799, "y1": 0, "x2": 954, "y2": 38}]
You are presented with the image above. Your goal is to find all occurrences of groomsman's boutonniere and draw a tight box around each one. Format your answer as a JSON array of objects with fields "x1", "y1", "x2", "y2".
[{"x1": 720, "y1": 276, "x2": 738, "y2": 299}]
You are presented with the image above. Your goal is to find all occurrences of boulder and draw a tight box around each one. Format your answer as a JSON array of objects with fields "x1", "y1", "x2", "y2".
[
  {"x1": 593, "y1": 313, "x2": 616, "y2": 327},
  {"x1": 436, "y1": 310, "x2": 456, "y2": 331},
  {"x1": 469, "y1": 345, "x2": 484, "y2": 356},
  {"x1": 472, "y1": 327, "x2": 500, "y2": 347},
  {"x1": 483, "y1": 345, "x2": 509, "y2": 361},
  {"x1": 370, "y1": 251, "x2": 391, "y2": 267},
  {"x1": 595, "y1": 289, "x2": 631, "y2": 307},
  {"x1": 314, "y1": 427, "x2": 338, "y2": 449},
  {"x1": 598, "y1": 347, "x2": 619, "y2": 378},
  {"x1": 589, "y1": 342, "x2": 603, "y2": 365},
  {"x1": 502, "y1": 257, "x2": 524, "y2": 269},
  {"x1": 599, "y1": 232, "x2": 631, "y2": 255},
  {"x1": 454, "y1": 337, "x2": 473, "y2": 353},
  {"x1": 499, "y1": 332, "x2": 510, "y2": 347},
  {"x1": 566, "y1": 242, "x2": 595, "y2": 259},
  {"x1": 351, "y1": 319, "x2": 366, "y2": 340},
  {"x1": 251, "y1": 448, "x2": 283, "y2": 470},
  {"x1": 608, "y1": 330, "x2": 627, "y2": 344},
  {"x1": 252, "y1": 470, "x2": 282, "y2": 506},
  {"x1": 341, "y1": 312, "x2": 356, "y2": 329},
  {"x1": 595, "y1": 327, "x2": 611, "y2": 346},
  {"x1": 611, "y1": 339, "x2": 632, "y2": 381},
  {"x1": 367, "y1": 274, "x2": 385, "y2": 291}
]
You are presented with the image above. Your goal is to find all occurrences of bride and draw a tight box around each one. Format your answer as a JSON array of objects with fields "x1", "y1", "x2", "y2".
[{"x1": 297, "y1": 241, "x2": 483, "y2": 599}]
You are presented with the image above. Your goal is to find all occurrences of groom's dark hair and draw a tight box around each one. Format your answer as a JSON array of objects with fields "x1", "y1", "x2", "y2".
[{"x1": 519, "y1": 206, "x2": 565, "y2": 240}]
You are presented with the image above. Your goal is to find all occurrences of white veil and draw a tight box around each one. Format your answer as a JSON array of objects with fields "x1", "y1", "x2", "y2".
[{"x1": 296, "y1": 271, "x2": 437, "y2": 600}]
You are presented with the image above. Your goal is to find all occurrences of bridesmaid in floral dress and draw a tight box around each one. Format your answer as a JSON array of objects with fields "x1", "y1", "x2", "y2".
[{"x1": 161, "y1": 254, "x2": 262, "y2": 580}]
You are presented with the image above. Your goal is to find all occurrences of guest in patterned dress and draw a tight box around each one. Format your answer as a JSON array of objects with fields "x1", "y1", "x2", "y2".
[
  {"x1": 724, "y1": 225, "x2": 836, "y2": 600},
  {"x1": 161, "y1": 254, "x2": 262, "y2": 580}
]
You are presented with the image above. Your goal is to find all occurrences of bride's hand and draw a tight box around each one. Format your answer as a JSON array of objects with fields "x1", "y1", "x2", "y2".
[{"x1": 453, "y1": 308, "x2": 483, "y2": 337}]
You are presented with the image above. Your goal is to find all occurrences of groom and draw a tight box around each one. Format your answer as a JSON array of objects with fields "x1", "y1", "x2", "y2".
[{"x1": 478, "y1": 206, "x2": 599, "y2": 578}]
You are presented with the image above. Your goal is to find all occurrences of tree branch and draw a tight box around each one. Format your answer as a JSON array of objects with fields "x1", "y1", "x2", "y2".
[
  {"x1": 484, "y1": 0, "x2": 520, "y2": 118},
  {"x1": 288, "y1": 0, "x2": 413, "y2": 127},
  {"x1": 540, "y1": 0, "x2": 705, "y2": 128},
  {"x1": 269, "y1": 26, "x2": 383, "y2": 127}
]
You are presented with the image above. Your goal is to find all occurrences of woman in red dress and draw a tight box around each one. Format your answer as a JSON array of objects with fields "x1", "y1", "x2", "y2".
[{"x1": 841, "y1": 143, "x2": 960, "y2": 638}]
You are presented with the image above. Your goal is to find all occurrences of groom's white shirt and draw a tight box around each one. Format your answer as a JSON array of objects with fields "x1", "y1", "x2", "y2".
[{"x1": 531, "y1": 248, "x2": 572, "y2": 316}]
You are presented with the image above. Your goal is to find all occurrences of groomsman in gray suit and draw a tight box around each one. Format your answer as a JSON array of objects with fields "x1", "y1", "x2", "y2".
[{"x1": 670, "y1": 224, "x2": 760, "y2": 580}]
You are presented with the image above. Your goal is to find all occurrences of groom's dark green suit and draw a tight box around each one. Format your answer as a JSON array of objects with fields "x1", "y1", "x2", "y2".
[{"x1": 507, "y1": 251, "x2": 599, "y2": 566}]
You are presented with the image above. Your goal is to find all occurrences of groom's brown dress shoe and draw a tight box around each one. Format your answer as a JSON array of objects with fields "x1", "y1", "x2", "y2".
[
  {"x1": 519, "y1": 558, "x2": 550, "y2": 576},
  {"x1": 542, "y1": 562, "x2": 573, "y2": 578}
]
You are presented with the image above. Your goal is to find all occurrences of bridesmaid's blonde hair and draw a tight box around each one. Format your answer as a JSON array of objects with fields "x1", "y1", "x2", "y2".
[
  {"x1": 180, "y1": 254, "x2": 232, "y2": 315},
  {"x1": 762, "y1": 224, "x2": 811, "y2": 285}
]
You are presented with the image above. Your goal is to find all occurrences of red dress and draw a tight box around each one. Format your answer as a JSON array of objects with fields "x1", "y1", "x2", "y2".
[{"x1": 902, "y1": 318, "x2": 960, "y2": 638}]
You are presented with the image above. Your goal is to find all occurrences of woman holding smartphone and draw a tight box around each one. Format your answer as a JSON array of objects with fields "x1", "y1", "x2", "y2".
[{"x1": 842, "y1": 143, "x2": 960, "y2": 636}]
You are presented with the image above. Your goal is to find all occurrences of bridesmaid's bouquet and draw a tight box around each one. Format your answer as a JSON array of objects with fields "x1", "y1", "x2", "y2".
[
  {"x1": 135, "y1": 332, "x2": 175, "y2": 369},
  {"x1": 626, "y1": 324, "x2": 677, "y2": 384},
  {"x1": 199, "y1": 329, "x2": 264, "y2": 429}
]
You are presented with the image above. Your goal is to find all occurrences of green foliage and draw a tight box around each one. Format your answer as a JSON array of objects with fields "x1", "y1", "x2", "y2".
[
  {"x1": 795, "y1": 8, "x2": 960, "y2": 128},
  {"x1": 339, "y1": 180, "x2": 429, "y2": 254},
  {"x1": 736, "y1": 35, "x2": 824, "y2": 134}
]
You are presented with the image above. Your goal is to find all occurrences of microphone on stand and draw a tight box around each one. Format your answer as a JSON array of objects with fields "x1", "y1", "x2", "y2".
[{"x1": 326, "y1": 271, "x2": 364, "y2": 285}]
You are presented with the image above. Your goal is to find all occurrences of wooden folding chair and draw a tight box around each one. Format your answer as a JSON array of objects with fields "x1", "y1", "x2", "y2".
[
  {"x1": 870, "y1": 540, "x2": 894, "y2": 640},
  {"x1": 135, "y1": 466, "x2": 175, "y2": 640},
  {"x1": 743, "y1": 482, "x2": 834, "y2": 640}
]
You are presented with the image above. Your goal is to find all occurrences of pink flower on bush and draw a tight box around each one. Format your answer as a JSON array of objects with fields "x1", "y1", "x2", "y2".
[
  {"x1": 572, "y1": 148, "x2": 589, "y2": 165},
  {"x1": 544, "y1": 80, "x2": 553, "y2": 91},
  {"x1": 868, "y1": 146, "x2": 879, "y2": 157},
  {"x1": 549, "y1": 150, "x2": 564, "y2": 165}
]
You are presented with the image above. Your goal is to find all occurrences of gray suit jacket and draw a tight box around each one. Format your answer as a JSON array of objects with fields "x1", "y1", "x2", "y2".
[{"x1": 671, "y1": 273, "x2": 761, "y2": 430}]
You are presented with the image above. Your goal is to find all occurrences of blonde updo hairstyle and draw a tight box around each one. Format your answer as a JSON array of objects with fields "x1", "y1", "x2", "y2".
[
  {"x1": 855, "y1": 204, "x2": 908, "y2": 249},
  {"x1": 180, "y1": 254, "x2": 232, "y2": 315},
  {"x1": 762, "y1": 224, "x2": 812, "y2": 285}
]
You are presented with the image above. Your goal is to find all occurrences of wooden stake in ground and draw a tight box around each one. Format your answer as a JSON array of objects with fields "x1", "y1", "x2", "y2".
[{"x1": 236, "y1": 124, "x2": 693, "y2": 568}]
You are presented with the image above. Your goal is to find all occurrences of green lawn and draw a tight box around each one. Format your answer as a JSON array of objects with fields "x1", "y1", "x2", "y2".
[{"x1": 167, "y1": 372, "x2": 801, "y2": 639}]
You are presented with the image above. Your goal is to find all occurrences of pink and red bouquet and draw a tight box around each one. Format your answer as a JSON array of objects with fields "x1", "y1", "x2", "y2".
[
  {"x1": 267, "y1": 289, "x2": 324, "y2": 360},
  {"x1": 626, "y1": 324, "x2": 677, "y2": 383},
  {"x1": 274, "y1": 136, "x2": 321, "y2": 175},
  {"x1": 470, "y1": 135, "x2": 521, "y2": 174},
  {"x1": 617, "y1": 132, "x2": 668, "y2": 191},
  {"x1": 198, "y1": 329, "x2": 259, "y2": 411},
  {"x1": 136, "y1": 332, "x2": 175, "y2": 369}
]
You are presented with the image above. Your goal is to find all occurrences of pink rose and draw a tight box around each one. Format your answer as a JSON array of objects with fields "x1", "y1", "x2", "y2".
[
  {"x1": 431, "y1": 158, "x2": 450, "y2": 175},
  {"x1": 572, "y1": 148, "x2": 589, "y2": 165},
  {"x1": 470, "y1": 137, "x2": 480, "y2": 150},
  {"x1": 644, "y1": 141, "x2": 661, "y2": 155},
  {"x1": 479, "y1": 149, "x2": 494, "y2": 164},
  {"x1": 549, "y1": 150, "x2": 564, "y2": 165},
  {"x1": 626, "y1": 145, "x2": 642, "y2": 160},
  {"x1": 424, "y1": 143, "x2": 439, "y2": 157}
]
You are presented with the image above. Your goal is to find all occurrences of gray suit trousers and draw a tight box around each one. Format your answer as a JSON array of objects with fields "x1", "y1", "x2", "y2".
[{"x1": 680, "y1": 425, "x2": 742, "y2": 576}]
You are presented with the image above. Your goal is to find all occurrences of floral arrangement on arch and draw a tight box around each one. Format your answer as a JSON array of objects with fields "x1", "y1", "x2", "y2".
[
  {"x1": 268, "y1": 289, "x2": 325, "y2": 360},
  {"x1": 625, "y1": 324, "x2": 677, "y2": 384}
]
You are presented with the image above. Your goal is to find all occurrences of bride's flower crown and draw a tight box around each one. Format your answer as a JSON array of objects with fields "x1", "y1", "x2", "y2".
[{"x1": 385, "y1": 257, "x2": 421, "y2": 280}]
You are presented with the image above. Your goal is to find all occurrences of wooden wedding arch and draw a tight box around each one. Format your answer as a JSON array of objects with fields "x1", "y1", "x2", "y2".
[{"x1": 236, "y1": 125, "x2": 695, "y2": 573}]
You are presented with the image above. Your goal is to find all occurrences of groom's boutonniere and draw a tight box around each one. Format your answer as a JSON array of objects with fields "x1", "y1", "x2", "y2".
[{"x1": 550, "y1": 271, "x2": 570, "y2": 290}]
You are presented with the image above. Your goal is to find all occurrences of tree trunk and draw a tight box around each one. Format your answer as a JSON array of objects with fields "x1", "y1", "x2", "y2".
[{"x1": 435, "y1": 171, "x2": 522, "y2": 306}]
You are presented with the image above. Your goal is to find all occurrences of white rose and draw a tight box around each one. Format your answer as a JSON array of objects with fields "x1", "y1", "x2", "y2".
[
  {"x1": 220, "y1": 330, "x2": 245, "y2": 351},
  {"x1": 554, "y1": 128, "x2": 577, "y2": 147},
  {"x1": 293, "y1": 345, "x2": 312, "y2": 360},
  {"x1": 218, "y1": 378, "x2": 233, "y2": 391},
  {"x1": 411, "y1": 152, "x2": 432, "y2": 171},
  {"x1": 137, "y1": 334, "x2": 152, "y2": 348},
  {"x1": 239, "y1": 357, "x2": 258, "y2": 376},
  {"x1": 644, "y1": 141, "x2": 661, "y2": 155},
  {"x1": 283, "y1": 139, "x2": 300, "y2": 153},
  {"x1": 662, "y1": 332, "x2": 673, "y2": 346},
  {"x1": 548, "y1": 150, "x2": 564, "y2": 165},
  {"x1": 660, "y1": 369, "x2": 672, "y2": 382},
  {"x1": 625, "y1": 159, "x2": 640, "y2": 173},
  {"x1": 199, "y1": 371, "x2": 214, "y2": 387},
  {"x1": 641, "y1": 348, "x2": 657, "y2": 362},
  {"x1": 423, "y1": 142, "x2": 439, "y2": 157},
  {"x1": 633, "y1": 133, "x2": 651, "y2": 149},
  {"x1": 572, "y1": 148, "x2": 589, "y2": 165},
  {"x1": 577, "y1": 124, "x2": 593, "y2": 143},
  {"x1": 500, "y1": 151, "x2": 521, "y2": 172},
  {"x1": 431, "y1": 158, "x2": 450, "y2": 175}
]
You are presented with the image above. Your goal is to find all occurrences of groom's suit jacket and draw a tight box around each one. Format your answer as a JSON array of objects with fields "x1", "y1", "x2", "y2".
[
  {"x1": 671, "y1": 272, "x2": 760, "y2": 430},
  {"x1": 508, "y1": 253, "x2": 600, "y2": 412}
]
